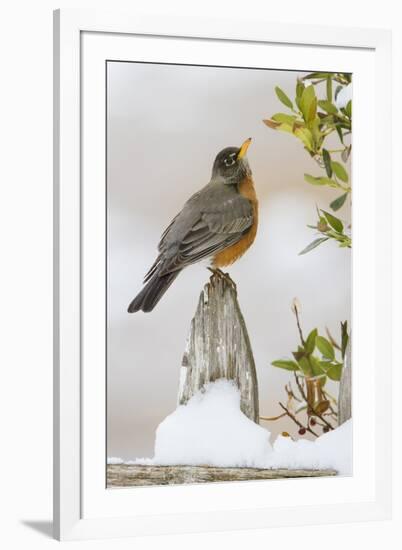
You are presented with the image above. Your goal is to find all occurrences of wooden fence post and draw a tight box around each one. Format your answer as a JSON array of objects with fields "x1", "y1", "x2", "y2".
[
  {"x1": 338, "y1": 335, "x2": 351, "y2": 425},
  {"x1": 177, "y1": 271, "x2": 259, "y2": 423}
]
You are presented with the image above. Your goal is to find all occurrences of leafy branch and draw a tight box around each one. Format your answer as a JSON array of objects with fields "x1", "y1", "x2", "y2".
[
  {"x1": 261, "y1": 299, "x2": 349, "y2": 438},
  {"x1": 263, "y1": 72, "x2": 352, "y2": 254},
  {"x1": 299, "y1": 208, "x2": 351, "y2": 255}
]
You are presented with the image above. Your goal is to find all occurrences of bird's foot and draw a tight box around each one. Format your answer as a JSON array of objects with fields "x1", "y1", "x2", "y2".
[{"x1": 207, "y1": 267, "x2": 237, "y2": 292}]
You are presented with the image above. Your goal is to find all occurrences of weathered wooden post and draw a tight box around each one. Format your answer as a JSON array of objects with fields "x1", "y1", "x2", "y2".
[
  {"x1": 338, "y1": 335, "x2": 351, "y2": 425},
  {"x1": 178, "y1": 271, "x2": 259, "y2": 423}
]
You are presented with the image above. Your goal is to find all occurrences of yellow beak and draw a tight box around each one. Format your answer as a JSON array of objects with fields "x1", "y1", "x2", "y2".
[{"x1": 237, "y1": 137, "x2": 252, "y2": 159}]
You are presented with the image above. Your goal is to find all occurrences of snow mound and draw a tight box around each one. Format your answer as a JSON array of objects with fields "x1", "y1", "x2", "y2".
[
  {"x1": 152, "y1": 379, "x2": 273, "y2": 468},
  {"x1": 122, "y1": 379, "x2": 352, "y2": 475},
  {"x1": 265, "y1": 419, "x2": 352, "y2": 475}
]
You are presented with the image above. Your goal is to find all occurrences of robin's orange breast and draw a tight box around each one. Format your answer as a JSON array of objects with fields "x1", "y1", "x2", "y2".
[{"x1": 212, "y1": 175, "x2": 258, "y2": 268}]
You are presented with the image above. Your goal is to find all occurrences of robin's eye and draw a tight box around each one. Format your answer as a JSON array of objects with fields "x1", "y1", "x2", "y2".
[{"x1": 224, "y1": 156, "x2": 236, "y2": 167}]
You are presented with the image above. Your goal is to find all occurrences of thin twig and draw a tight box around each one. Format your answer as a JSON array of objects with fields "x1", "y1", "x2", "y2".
[
  {"x1": 325, "y1": 403, "x2": 338, "y2": 418},
  {"x1": 325, "y1": 327, "x2": 341, "y2": 351},
  {"x1": 285, "y1": 382, "x2": 302, "y2": 403},
  {"x1": 260, "y1": 412, "x2": 287, "y2": 422},
  {"x1": 315, "y1": 420, "x2": 327, "y2": 428},
  {"x1": 322, "y1": 388, "x2": 338, "y2": 405},
  {"x1": 321, "y1": 390, "x2": 338, "y2": 417},
  {"x1": 325, "y1": 149, "x2": 346, "y2": 154},
  {"x1": 278, "y1": 402, "x2": 318, "y2": 437},
  {"x1": 293, "y1": 308, "x2": 305, "y2": 346}
]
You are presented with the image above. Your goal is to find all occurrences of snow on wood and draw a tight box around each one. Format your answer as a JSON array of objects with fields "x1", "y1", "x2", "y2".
[
  {"x1": 338, "y1": 336, "x2": 351, "y2": 425},
  {"x1": 178, "y1": 271, "x2": 259, "y2": 423},
  {"x1": 109, "y1": 382, "x2": 351, "y2": 478},
  {"x1": 154, "y1": 380, "x2": 270, "y2": 468},
  {"x1": 148, "y1": 381, "x2": 351, "y2": 473},
  {"x1": 107, "y1": 464, "x2": 336, "y2": 487}
]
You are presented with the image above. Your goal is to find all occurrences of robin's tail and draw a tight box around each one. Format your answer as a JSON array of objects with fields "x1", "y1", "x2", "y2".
[{"x1": 127, "y1": 270, "x2": 180, "y2": 313}]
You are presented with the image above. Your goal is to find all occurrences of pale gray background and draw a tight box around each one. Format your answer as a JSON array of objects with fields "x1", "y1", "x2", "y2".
[{"x1": 107, "y1": 62, "x2": 351, "y2": 460}]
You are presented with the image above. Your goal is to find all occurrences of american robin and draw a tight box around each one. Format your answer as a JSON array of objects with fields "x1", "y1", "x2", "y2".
[{"x1": 128, "y1": 138, "x2": 258, "y2": 313}]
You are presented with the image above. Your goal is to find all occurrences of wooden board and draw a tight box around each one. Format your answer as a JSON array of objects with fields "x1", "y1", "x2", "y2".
[{"x1": 107, "y1": 464, "x2": 337, "y2": 487}]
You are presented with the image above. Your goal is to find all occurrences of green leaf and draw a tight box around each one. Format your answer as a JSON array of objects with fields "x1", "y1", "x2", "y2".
[
  {"x1": 322, "y1": 148, "x2": 332, "y2": 178},
  {"x1": 330, "y1": 192, "x2": 348, "y2": 211},
  {"x1": 341, "y1": 145, "x2": 352, "y2": 163},
  {"x1": 263, "y1": 118, "x2": 281, "y2": 129},
  {"x1": 327, "y1": 363, "x2": 343, "y2": 381},
  {"x1": 295, "y1": 80, "x2": 304, "y2": 110},
  {"x1": 303, "y1": 72, "x2": 331, "y2": 80},
  {"x1": 335, "y1": 124, "x2": 344, "y2": 145},
  {"x1": 334, "y1": 84, "x2": 343, "y2": 100},
  {"x1": 326, "y1": 76, "x2": 333, "y2": 102},
  {"x1": 316, "y1": 336, "x2": 335, "y2": 360},
  {"x1": 322, "y1": 210, "x2": 344, "y2": 233},
  {"x1": 300, "y1": 85, "x2": 317, "y2": 123},
  {"x1": 317, "y1": 113, "x2": 334, "y2": 124},
  {"x1": 294, "y1": 127, "x2": 314, "y2": 150},
  {"x1": 345, "y1": 99, "x2": 352, "y2": 118},
  {"x1": 294, "y1": 346, "x2": 305, "y2": 356},
  {"x1": 271, "y1": 113, "x2": 297, "y2": 124},
  {"x1": 276, "y1": 123, "x2": 294, "y2": 134},
  {"x1": 309, "y1": 355, "x2": 325, "y2": 376},
  {"x1": 305, "y1": 329, "x2": 318, "y2": 354},
  {"x1": 298, "y1": 356, "x2": 312, "y2": 376},
  {"x1": 308, "y1": 97, "x2": 318, "y2": 123},
  {"x1": 271, "y1": 359, "x2": 300, "y2": 371},
  {"x1": 341, "y1": 321, "x2": 349, "y2": 359},
  {"x1": 275, "y1": 86, "x2": 293, "y2": 109},
  {"x1": 309, "y1": 117, "x2": 322, "y2": 146},
  {"x1": 317, "y1": 217, "x2": 329, "y2": 232},
  {"x1": 296, "y1": 78, "x2": 305, "y2": 99},
  {"x1": 299, "y1": 237, "x2": 329, "y2": 255},
  {"x1": 263, "y1": 119, "x2": 294, "y2": 134},
  {"x1": 304, "y1": 174, "x2": 340, "y2": 188},
  {"x1": 331, "y1": 161, "x2": 349, "y2": 182},
  {"x1": 319, "y1": 360, "x2": 332, "y2": 371},
  {"x1": 318, "y1": 99, "x2": 338, "y2": 114},
  {"x1": 292, "y1": 348, "x2": 305, "y2": 362}
]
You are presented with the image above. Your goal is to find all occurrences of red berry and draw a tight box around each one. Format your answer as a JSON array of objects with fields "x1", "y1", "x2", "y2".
[
  {"x1": 323, "y1": 426, "x2": 330, "y2": 433},
  {"x1": 298, "y1": 428, "x2": 306, "y2": 435},
  {"x1": 310, "y1": 418, "x2": 316, "y2": 426}
]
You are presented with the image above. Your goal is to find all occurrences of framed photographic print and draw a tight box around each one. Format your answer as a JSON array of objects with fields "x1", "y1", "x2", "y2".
[{"x1": 53, "y1": 9, "x2": 392, "y2": 540}]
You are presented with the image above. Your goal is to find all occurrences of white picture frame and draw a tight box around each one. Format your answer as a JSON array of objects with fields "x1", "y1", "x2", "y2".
[{"x1": 53, "y1": 8, "x2": 392, "y2": 541}]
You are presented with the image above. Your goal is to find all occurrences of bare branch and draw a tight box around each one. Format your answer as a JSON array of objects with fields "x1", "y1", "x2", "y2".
[
  {"x1": 260, "y1": 412, "x2": 287, "y2": 422},
  {"x1": 278, "y1": 402, "x2": 319, "y2": 437}
]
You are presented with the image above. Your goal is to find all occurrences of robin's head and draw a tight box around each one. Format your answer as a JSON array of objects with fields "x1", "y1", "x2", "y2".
[{"x1": 211, "y1": 138, "x2": 252, "y2": 184}]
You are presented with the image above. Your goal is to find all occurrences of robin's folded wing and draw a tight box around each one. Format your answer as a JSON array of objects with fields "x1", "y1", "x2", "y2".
[
  {"x1": 155, "y1": 194, "x2": 254, "y2": 276},
  {"x1": 157, "y1": 212, "x2": 180, "y2": 252}
]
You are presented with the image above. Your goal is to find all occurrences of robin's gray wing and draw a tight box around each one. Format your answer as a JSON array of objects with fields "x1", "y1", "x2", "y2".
[{"x1": 145, "y1": 188, "x2": 253, "y2": 280}]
